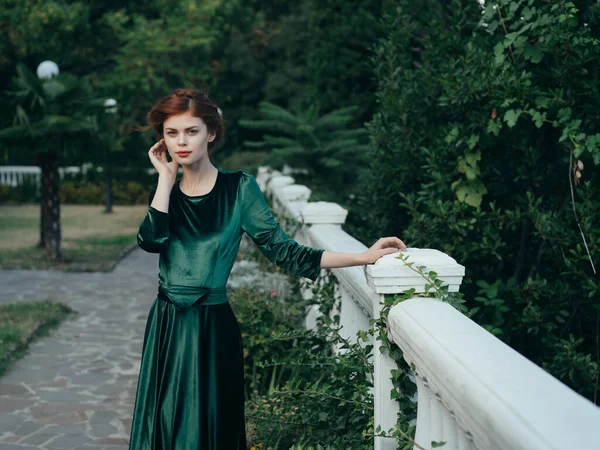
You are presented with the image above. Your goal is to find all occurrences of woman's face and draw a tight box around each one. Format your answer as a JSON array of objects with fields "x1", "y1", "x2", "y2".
[{"x1": 162, "y1": 110, "x2": 215, "y2": 165}]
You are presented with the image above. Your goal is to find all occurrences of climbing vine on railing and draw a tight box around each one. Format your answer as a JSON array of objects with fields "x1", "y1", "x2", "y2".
[
  {"x1": 299, "y1": 251, "x2": 467, "y2": 449},
  {"x1": 370, "y1": 252, "x2": 467, "y2": 450}
]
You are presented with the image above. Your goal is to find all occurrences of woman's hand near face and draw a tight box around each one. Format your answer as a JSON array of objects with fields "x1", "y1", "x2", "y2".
[{"x1": 148, "y1": 139, "x2": 179, "y2": 184}]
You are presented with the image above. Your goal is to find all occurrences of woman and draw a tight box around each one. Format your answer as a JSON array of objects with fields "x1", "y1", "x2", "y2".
[{"x1": 129, "y1": 87, "x2": 406, "y2": 449}]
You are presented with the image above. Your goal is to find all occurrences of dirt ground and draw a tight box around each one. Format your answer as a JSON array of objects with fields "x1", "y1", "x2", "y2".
[{"x1": 0, "y1": 204, "x2": 148, "y2": 251}]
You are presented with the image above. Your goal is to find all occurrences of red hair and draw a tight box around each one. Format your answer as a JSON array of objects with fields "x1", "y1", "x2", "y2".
[{"x1": 136, "y1": 87, "x2": 225, "y2": 156}]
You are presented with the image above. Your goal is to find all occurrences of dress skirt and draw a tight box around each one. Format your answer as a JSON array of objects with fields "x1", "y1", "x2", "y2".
[{"x1": 128, "y1": 292, "x2": 247, "y2": 450}]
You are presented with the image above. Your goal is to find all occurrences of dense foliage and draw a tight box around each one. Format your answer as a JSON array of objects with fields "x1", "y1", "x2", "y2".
[
  {"x1": 2, "y1": 0, "x2": 599, "y2": 446},
  {"x1": 364, "y1": 0, "x2": 600, "y2": 402},
  {"x1": 229, "y1": 274, "x2": 376, "y2": 449},
  {"x1": 0, "y1": 0, "x2": 386, "y2": 170},
  {"x1": 239, "y1": 101, "x2": 371, "y2": 198}
]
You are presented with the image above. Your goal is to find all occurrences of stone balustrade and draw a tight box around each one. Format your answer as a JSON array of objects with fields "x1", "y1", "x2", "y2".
[
  {"x1": 0, "y1": 164, "x2": 181, "y2": 189},
  {"x1": 257, "y1": 165, "x2": 600, "y2": 450}
]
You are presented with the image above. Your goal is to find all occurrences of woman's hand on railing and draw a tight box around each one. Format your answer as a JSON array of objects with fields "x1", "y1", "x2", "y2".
[
  {"x1": 361, "y1": 236, "x2": 407, "y2": 264},
  {"x1": 320, "y1": 237, "x2": 406, "y2": 269}
]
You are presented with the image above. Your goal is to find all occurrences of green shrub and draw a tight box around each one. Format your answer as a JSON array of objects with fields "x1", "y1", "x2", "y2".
[
  {"x1": 230, "y1": 274, "x2": 376, "y2": 450},
  {"x1": 362, "y1": 0, "x2": 600, "y2": 402},
  {"x1": 0, "y1": 179, "x2": 40, "y2": 204},
  {"x1": 59, "y1": 180, "x2": 149, "y2": 204},
  {"x1": 239, "y1": 101, "x2": 371, "y2": 199},
  {"x1": 1, "y1": 179, "x2": 151, "y2": 205},
  {"x1": 220, "y1": 150, "x2": 270, "y2": 173}
]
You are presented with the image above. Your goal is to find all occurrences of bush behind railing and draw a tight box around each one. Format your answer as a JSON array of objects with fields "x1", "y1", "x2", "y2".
[
  {"x1": 0, "y1": 179, "x2": 152, "y2": 205},
  {"x1": 363, "y1": 0, "x2": 600, "y2": 403}
]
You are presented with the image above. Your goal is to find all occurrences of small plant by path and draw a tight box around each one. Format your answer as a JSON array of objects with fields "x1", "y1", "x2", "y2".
[{"x1": 0, "y1": 300, "x2": 74, "y2": 377}]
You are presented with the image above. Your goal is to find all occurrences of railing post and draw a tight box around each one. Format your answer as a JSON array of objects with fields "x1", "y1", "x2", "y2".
[
  {"x1": 299, "y1": 201, "x2": 348, "y2": 331},
  {"x1": 266, "y1": 174, "x2": 294, "y2": 210},
  {"x1": 365, "y1": 248, "x2": 465, "y2": 450},
  {"x1": 256, "y1": 167, "x2": 348, "y2": 333}
]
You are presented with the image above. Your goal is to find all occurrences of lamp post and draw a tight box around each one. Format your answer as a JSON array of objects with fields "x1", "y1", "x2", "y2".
[
  {"x1": 103, "y1": 98, "x2": 118, "y2": 213},
  {"x1": 35, "y1": 60, "x2": 60, "y2": 254}
]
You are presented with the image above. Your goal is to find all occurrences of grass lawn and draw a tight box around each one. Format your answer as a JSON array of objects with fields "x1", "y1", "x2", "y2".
[
  {"x1": 0, "y1": 300, "x2": 75, "y2": 377},
  {"x1": 0, "y1": 204, "x2": 148, "y2": 271}
]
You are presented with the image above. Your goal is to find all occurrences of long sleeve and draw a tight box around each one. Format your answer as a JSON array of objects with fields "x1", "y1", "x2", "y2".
[
  {"x1": 137, "y1": 186, "x2": 170, "y2": 253},
  {"x1": 239, "y1": 171, "x2": 324, "y2": 281}
]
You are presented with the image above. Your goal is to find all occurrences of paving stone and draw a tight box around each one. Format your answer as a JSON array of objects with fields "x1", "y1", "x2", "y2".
[
  {"x1": 92, "y1": 437, "x2": 131, "y2": 445},
  {"x1": 0, "y1": 443, "x2": 42, "y2": 450},
  {"x1": 89, "y1": 410, "x2": 118, "y2": 426},
  {"x1": 0, "y1": 399, "x2": 35, "y2": 413},
  {"x1": 45, "y1": 432, "x2": 92, "y2": 449},
  {"x1": 12, "y1": 420, "x2": 43, "y2": 436},
  {"x1": 70, "y1": 373, "x2": 113, "y2": 386},
  {"x1": 0, "y1": 384, "x2": 30, "y2": 396},
  {"x1": 118, "y1": 417, "x2": 132, "y2": 434},
  {"x1": 28, "y1": 378, "x2": 69, "y2": 389},
  {"x1": 89, "y1": 423, "x2": 119, "y2": 438},
  {"x1": 92, "y1": 385, "x2": 126, "y2": 398},
  {"x1": 0, "y1": 412, "x2": 27, "y2": 433},
  {"x1": 20, "y1": 430, "x2": 56, "y2": 445},
  {"x1": 1, "y1": 369, "x2": 56, "y2": 383},
  {"x1": 43, "y1": 422, "x2": 88, "y2": 434},
  {"x1": 37, "y1": 390, "x2": 95, "y2": 404},
  {"x1": 40, "y1": 411, "x2": 89, "y2": 427},
  {"x1": 29, "y1": 403, "x2": 91, "y2": 419}
]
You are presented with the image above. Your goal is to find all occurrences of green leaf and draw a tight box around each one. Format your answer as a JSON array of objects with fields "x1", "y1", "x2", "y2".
[
  {"x1": 501, "y1": 98, "x2": 517, "y2": 108},
  {"x1": 467, "y1": 134, "x2": 479, "y2": 150},
  {"x1": 487, "y1": 119, "x2": 501, "y2": 136},
  {"x1": 531, "y1": 110, "x2": 546, "y2": 128},
  {"x1": 453, "y1": 179, "x2": 488, "y2": 207},
  {"x1": 503, "y1": 109, "x2": 522, "y2": 128},
  {"x1": 557, "y1": 108, "x2": 572, "y2": 123},
  {"x1": 523, "y1": 43, "x2": 544, "y2": 63},
  {"x1": 445, "y1": 127, "x2": 459, "y2": 144}
]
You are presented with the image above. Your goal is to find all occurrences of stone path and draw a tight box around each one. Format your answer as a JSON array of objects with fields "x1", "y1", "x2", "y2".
[
  {"x1": 0, "y1": 236, "x2": 289, "y2": 450},
  {"x1": 0, "y1": 247, "x2": 160, "y2": 449}
]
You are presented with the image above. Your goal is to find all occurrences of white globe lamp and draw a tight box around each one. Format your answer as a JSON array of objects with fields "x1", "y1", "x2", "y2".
[
  {"x1": 104, "y1": 98, "x2": 118, "y2": 114},
  {"x1": 36, "y1": 61, "x2": 59, "y2": 80}
]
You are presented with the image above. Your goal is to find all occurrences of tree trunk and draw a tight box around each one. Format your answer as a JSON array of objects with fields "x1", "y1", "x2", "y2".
[
  {"x1": 104, "y1": 146, "x2": 113, "y2": 213},
  {"x1": 38, "y1": 207, "x2": 45, "y2": 249},
  {"x1": 39, "y1": 151, "x2": 62, "y2": 260},
  {"x1": 33, "y1": 153, "x2": 46, "y2": 249}
]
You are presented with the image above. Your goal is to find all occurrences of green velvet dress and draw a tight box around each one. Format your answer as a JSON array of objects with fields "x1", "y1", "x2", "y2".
[{"x1": 129, "y1": 168, "x2": 324, "y2": 450}]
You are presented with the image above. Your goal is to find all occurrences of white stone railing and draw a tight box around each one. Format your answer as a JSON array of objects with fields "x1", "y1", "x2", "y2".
[
  {"x1": 0, "y1": 164, "x2": 176, "y2": 188},
  {"x1": 257, "y1": 166, "x2": 600, "y2": 450},
  {"x1": 0, "y1": 164, "x2": 97, "y2": 188}
]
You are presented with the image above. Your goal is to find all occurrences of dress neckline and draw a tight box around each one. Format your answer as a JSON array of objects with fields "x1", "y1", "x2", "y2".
[{"x1": 177, "y1": 169, "x2": 221, "y2": 199}]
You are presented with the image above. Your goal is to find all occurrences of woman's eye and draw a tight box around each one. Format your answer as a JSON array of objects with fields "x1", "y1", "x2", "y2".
[{"x1": 166, "y1": 130, "x2": 197, "y2": 137}]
